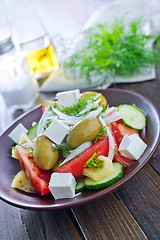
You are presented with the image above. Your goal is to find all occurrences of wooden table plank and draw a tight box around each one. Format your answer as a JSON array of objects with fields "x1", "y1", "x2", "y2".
[
  {"x1": 20, "y1": 209, "x2": 81, "y2": 240},
  {"x1": 0, "y1": 201, "x2": 82, "y2": 240},
  {"x1": 72, "y1": 193, "x2": 147, "y2": 240},
  {"x1": 0, "y1": 201, "x2": 29, "y2": 240},
  {"x1": 113, "y1": 76, "x2": 160, "y2": 113},
  {"x1": 71, "y1": 161, "x2": 160, "y2": 240},
  {"x1": 150, "y1": 147, "x2": 160, "y2": 174},
  {"x1": 116, "y1": 163, "x2": 160, "y2": 240}
]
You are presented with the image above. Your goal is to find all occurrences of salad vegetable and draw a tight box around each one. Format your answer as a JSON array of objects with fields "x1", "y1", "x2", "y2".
[
  {"x1": 83, "y1": 155, "x2": 115, "y2": 182},
  {"x1": 75, "y1": 179, "x2": 85, "y2": 194},
  {"x1": 118, "y1": 104, "x2": 146, "y2": 130},
  {"x1": 9, "y1": 89, "x2": 147, "y2": 199},
  {"x1": 84, "y1": 162, "x2": 123, "y2": 190},
  {"x1": 16, "y1": 146, "x2": 51, "y2": 195}
]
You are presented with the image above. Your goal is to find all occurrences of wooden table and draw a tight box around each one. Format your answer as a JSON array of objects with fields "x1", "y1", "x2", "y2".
[{"x1": 0, "y1": 71, "x2": 160, "y2": 240}]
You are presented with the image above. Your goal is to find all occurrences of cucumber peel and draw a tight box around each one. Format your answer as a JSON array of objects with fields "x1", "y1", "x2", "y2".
[
  {"x1": 118, "y1": 104, "x2": 146, "y2": 130},
  {"x1": 75, "y1": 179, "x2": 85, "y2": 194},
  {"x1": 84, "y1": 162, "x2": 123, "y2": 190},
  {"x1": 27, "y1": 123, "x2": 38, "y2": 141}
]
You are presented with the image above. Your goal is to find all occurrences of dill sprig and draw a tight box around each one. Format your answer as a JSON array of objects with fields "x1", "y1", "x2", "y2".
[
  {"x1": 113, "y1": 148, "x2": 119, "y2": 157},
  {"x1": 57, "y1": 95, "x2": 95, "y2": 117},
  {"x1": 63, "y1": 17, "x2": 160, "y2": 86},
  {"x1": 55, "y1": 144, "x2": 73, "y2": 158},
  {"x1": 94, "y1": 125, "x2": 108, "y2": 143},
  {"x1": 43, "y1": 120, "x2": 52, "y2": 131},
  {"x1": 84, "y1": 151, "x2": 103, "y2": 171}
]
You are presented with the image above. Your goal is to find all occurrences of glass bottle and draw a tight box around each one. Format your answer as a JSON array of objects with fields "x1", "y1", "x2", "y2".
[{"x1": 11, "y1": 1, "x2": 59, "y2": 82}]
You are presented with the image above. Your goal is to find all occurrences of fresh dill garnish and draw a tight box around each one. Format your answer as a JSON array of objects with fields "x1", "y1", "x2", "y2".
[
  {"x1": 57, "y1": 95, "x2": 95, "y2": 117},
  {"x1": 43, "y1": 120, "x2": 52, "y2": 131},
  {"x1": 63, "y1": 17, "x2": 160, "y2": 86},
  {"x1": 94, "y1": 126, "x2": 108, "y2": 143},
  {"x1": 55, "y1": 144, "x2": 73, "y2": 158},
  {"x1": 84, "y1": 151, "x2": 103, "y2": 171},
  {"x1": 113, "y1": 149, "x2": 119, "y2": 157}
]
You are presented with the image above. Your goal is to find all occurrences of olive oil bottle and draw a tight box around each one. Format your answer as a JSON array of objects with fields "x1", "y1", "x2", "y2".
[
  {"x1": 26, "y1": 42, "x2": 59, "y2": 79},
  {"x1": 11, "y1": 1, "x2": 59, "y2": 81}
]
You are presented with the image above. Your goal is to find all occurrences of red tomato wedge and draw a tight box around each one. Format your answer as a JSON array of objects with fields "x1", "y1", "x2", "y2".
[
  {"x1": 113, "y1": 150, "x2": 135, "y2": 168},
  {"x1": 54, "y1": 138, "x2": 109, "y2": 180},
  {"x1": 109, "y1": 121, "x2": 136, "y2": 168},
  {"x1": 110, "y1": 120, "x2": 139, "y2": 146},
  {"x1": 42, "y1": 104, "x2": 46, "y2": 113},
  {"x1": 16, "y1": 146, "x2": 51, "y2": 195}
]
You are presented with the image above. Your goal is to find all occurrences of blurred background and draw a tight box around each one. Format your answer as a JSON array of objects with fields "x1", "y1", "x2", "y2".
[{"x1": 0, "y1": 0, "x2": 160, "y2": 131}]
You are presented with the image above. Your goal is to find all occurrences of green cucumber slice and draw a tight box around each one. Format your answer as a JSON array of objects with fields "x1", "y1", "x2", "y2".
[
  {"x1": 75, "y1": 179, "x2": 85, "y2": 194},
  {"x1": 27, "y1": 123, "x2": 38, "y2": 141},
  {"x1": 118, "y1": 104, "x2": 146, "y2": 130},
  {"x1": 84, "y1": 162, "x2": 123, "y2": 190}
]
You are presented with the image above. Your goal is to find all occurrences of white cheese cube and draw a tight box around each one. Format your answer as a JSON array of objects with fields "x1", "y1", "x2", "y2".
[
  {"x1": 56, "y1": 89, "x2": 80, "y2": 109},
  {"x1": 8, "y1": 123, "x2": 28, "y2": 143},
  {"x1": 44, "y1": 118, "x2": 70, "y2": 144},
  {"x1": 118, "y1": 134, "x2": 147, "y2": 160},
  {"x1": 49, "y1": 173, "x2": 76, "y2": 199}
]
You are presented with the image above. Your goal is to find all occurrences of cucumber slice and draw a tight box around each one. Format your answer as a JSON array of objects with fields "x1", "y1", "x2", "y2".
[
  {"x1": 75, "y1": 179, "x2": 85, "y2": 194},
  {"x1": 118, "y1": 104, "x2": 146, "y2": 130},
  {"x1": 27, "y1": 123, "x2": 38, "y2": 141},
  {"x1": 84, "y1": 162, "x2": 123, "y2": 190}
]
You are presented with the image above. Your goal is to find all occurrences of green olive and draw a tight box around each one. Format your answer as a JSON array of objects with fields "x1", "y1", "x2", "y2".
[
  {"x1": 34, "y1": 135, "x2": 59, "y2": 170},
  {"x1": 67, "y1": 117, "x2": 101, "y2": 148}
]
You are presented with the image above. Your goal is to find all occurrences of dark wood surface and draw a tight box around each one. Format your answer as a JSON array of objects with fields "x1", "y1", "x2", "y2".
[{"x1": 0, "y1": 73, "x2": 160, "y2": 240}]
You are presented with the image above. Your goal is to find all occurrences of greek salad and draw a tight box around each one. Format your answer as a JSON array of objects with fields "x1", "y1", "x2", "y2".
[{"x1": 9, "y1": 89, "x2": 147, "y2": 199}]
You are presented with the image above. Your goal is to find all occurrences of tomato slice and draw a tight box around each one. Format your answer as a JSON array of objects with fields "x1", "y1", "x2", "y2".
[
  {"x1": 110, "y1": 120, "x2": 139, "y2": 147},
  {"x1": 42, "y1": 104, "x2": 46, "y2": 113},
  {"x1": 113, "y1": 150, "x2": 135, "y2": 168},
  {"x1": 54, "y1": 138, "x2": 109, "y2": 180},
  {"x1": 109, "y1": 121, "x2": 136, "y2": 168},
  {"x1": 16, "y1": 146, "x2": 51, "y2": 195}
]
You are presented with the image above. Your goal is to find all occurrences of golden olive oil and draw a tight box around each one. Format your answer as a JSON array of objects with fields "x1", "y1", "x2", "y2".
[{"x1": 26, "y1": 43, "x2": 59, "y2": 78}]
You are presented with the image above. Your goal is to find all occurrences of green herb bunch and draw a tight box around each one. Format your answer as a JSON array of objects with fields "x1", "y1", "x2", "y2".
[
  {"x1": 63, "y1": 18, "x2": 160, "y2": 85},
  {"x1": 84, "y1": 151, "x2": 103, "y2": 171},
  {"x1": 55, "y1": 144, "x2": 73, "y2": 159},
  {"x1": 56, "y1": 95, "x2": 96, "y2": 117},
  {"x1": 94, "y1": 126, "x2": 108, "y2": 143}
]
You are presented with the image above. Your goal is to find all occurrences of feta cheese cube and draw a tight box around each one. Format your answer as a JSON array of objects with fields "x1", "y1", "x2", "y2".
[
  {"x1": 49, "y1": 173, "x2": 76, "y2": 199},
  {"x1": 56, "y1": 89, "x2": 80, "y2": 109},
  {"x1": 8, "y1": 123, "x2": 28, "y2": 143},
  {"x1": 44, "y1": 118, "x2": 70, "y2": 144},
  {"x1": 118, "y1": 134, "x2": 147, "y2": 160}
]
